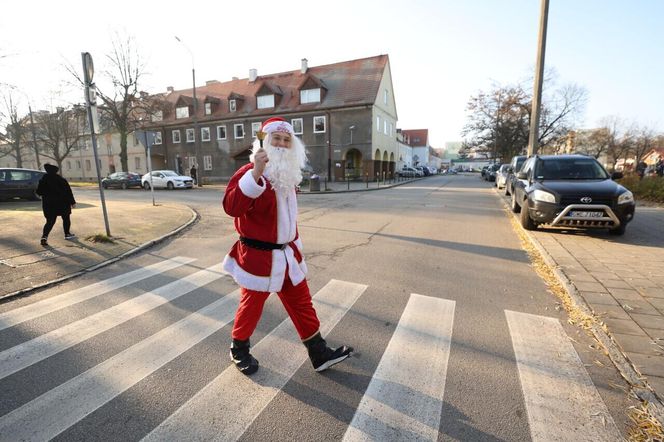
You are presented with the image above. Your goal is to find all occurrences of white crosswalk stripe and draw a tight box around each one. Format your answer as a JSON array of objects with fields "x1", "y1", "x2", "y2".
[
  {"x1": 0, "y1": 256, "x2": 196, "y2": 332},
  {"x1": 0, "y1": 266, "x2": 625, "y2": 442},
  {"x1": 343, "y1": 294, "x2": 455, "y2": 442},
  {"x1": 143, "y1": 279, "x2": 368, "y2": 442},
  {"x1": 505, "y1": 310, "x2": 622, "y2": 441},
  {"x1": 0, "y1": 262, "x2": 225, "y2": 380}
]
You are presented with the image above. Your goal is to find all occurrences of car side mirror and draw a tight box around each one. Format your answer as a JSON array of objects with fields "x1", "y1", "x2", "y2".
[
  {"x1": 507, "y1": 166, "x2": 513, "y2": 173},
  {"x1": 516, "y1": 171, "x2": 528, "y2": 180},
  {"x1": 611, "y1": 171, "x2": 623, "y2": 180}
]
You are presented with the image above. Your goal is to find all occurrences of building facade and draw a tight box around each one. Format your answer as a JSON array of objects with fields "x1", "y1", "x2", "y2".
[{"x1": 144, "y1": 55, "x2": 399, "y2": 182}]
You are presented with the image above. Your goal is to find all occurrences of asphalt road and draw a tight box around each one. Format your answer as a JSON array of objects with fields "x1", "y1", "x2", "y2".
[{"x1": 0, "y1": 175, "x2": 634, "y2": 441}]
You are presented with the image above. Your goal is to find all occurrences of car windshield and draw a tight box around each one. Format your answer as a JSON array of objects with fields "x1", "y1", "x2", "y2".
[
  {"x1": 162, "y1": 171, "x2": 179, "y2": 177},
  {"x1": 535, "y1": 158, "x2": 609, "y2": 180}
]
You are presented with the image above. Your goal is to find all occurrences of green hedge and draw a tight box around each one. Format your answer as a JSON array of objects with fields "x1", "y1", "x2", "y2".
[{"x1": 617, "y1": 175, "x2": 664, "y2": 203}]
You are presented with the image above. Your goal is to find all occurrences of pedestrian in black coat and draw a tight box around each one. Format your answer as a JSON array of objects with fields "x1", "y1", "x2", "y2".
[{"x1": 36, "y1": 163, "x2": 77, "y2": 246}]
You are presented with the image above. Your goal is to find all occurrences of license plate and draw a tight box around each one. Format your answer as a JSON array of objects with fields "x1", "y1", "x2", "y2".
[{"x1": 569, "y1": 211, "x2": 604, "y2": 218}]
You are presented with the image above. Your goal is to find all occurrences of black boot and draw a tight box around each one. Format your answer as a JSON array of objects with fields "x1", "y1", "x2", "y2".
[
  {"x1": 229, "y1": 339, "x2": 259, "y2": 375},
  {"x1": 304, "y1": 332, "x2": 353, "y2": 372}
]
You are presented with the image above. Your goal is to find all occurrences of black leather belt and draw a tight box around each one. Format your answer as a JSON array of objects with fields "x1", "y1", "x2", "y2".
[{"x1": 239, "y1": 236, "x2": 288, "y2": 251}]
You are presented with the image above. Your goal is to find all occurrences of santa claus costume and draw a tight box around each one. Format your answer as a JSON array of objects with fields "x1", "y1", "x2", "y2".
[{"x1": 222, "y1": 117, "x2": 352, "y2": 375}]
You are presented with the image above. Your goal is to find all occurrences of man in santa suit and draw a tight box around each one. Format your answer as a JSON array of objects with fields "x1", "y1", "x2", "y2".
[{"x1": 222, "y1": 117, "x2": 352, "y2": 375}]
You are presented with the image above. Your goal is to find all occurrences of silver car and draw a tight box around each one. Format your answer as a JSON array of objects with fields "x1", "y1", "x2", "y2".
[
  {"x1": 141, "y1": 170, "x2": 194, "y2": 190},
  {"x1": 495, "y1": 164, "x2": 511, "y2": 189}
]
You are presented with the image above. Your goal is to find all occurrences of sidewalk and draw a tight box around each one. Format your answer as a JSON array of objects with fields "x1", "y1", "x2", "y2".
[{"x1": 0, "y1": 195, "x2": 196, "y2": 299}]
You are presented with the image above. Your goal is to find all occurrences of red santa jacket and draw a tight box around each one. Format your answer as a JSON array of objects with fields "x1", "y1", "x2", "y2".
[{"x1": 221, "y1": 163, "x2": 307, "y2": 292}]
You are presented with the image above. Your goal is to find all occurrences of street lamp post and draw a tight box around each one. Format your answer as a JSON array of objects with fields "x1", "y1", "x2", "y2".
[
  {"x1": 175, "y1": 36, "x2": 203, "y2": 186},
  {"x1": 527, "y1": 0, "x2": 550, "y2": 157}
]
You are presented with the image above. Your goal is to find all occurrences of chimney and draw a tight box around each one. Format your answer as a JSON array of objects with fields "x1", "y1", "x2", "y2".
[
  {"x1": 232, "y1": 76, "x2": 239, "y2": 81},
  {"x1": 206, "y1": 80, "x2": 220, "y2": 86},
  {"x1": 300, "y1": 58, "x2": 308, "y2": 74},
  {"x1": 249, "y1": 68, "x2": 258, "y2": 82},
  {"x1": 166, "y1": 86, "x2": 174, "y2": 93}
]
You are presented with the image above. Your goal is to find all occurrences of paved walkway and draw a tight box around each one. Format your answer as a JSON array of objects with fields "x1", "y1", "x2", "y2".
[{"x1": 1, "y1": 174, "x2": 663, "y2": 418}]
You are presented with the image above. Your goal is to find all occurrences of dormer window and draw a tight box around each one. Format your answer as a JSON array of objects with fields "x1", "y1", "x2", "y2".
[
  {"x1": 257, "y1": 95, "x2": 274, "y2": 109},
  {"x1": 176, "y1": 106, "x2": 189, "y2": 119},
  {"x1": 229, "y1": 99, "x2": 237, "y2": 112},
  {"x1": 204, "y1": 103, "x2": 212, "y2": 115},
  {"x1": 151, "y1": 110, "x2": 163, "y2": 122},
  {"x1": 300, "y1": 88, "x2": 321, "y2": 104}
]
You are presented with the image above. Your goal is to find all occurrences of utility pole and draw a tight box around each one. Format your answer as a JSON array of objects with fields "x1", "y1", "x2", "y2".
[{"x1": 527, "y1": 0, "x2": 550, "y2": 157}]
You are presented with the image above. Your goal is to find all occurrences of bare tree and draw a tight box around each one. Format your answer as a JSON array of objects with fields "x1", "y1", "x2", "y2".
[
  {"x1": 630, "y1": 125, "x2": 658, "y2": 165},
  {"x1": 0, "y1": 92, "x2": 29, "y2": 167},
  {"x1": 34, "y1": 105, "x2": 86, "y2": 171},
  {"x1": 66, "y1": 34, "x2": 152, "y2": 172}
]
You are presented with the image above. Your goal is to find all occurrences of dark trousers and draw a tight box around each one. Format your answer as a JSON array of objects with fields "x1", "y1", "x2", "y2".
[{"x1": 42, "y1": 214, "x2": 71, "y2": 238}]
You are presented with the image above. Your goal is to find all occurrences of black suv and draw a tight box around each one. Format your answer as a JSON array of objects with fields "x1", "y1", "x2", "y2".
[
  {"x1": 510, "y1": 154, "x2": 635, "y2": 235},
  {"x1": 504, "y1": 155, "x2": 527, "y2": 196}
]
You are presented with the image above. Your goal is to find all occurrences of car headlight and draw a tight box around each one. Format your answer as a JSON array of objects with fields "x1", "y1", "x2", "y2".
[
  {"x1": 533, "y1": 189, "x2": 556, "y2": 203},
  {"x1": 618, "y1": 190, "x2": 634, "y2": 205}
]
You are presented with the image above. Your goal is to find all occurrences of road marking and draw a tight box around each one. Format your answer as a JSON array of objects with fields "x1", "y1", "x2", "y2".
[
  {"x1": 0, "y1": 263, "x2": 224, "y2": 380},
  {"x1": 343, "y1": 294, "x2": 455, "y2": 442},
  {"x1": 0, "y1": 288, "x2": 242, "y2": 442},
  {"x1": 0, "y1": 256, "x2": 196, "y2": 332},
  {"x1": 143, "y1": 279, "x2": 368, "y2": 442},
  {"x1": 505, "y1": 310, "x2": 622, "y2": 441}
]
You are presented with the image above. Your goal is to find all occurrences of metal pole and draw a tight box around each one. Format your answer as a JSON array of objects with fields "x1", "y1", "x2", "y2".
[
  {"x1": 527, "y1": 0, "x2": 550, "y2": 157},
  {"x1": 144, "y1": 132, "x2": 156, "y2": 206},
  {"x1": 28, "y1": 104, "x2": 41, "y2": 169},
  {"x1": 191, "y1": 67, "x2": 202, "y2": 186},
  {"x1": 82, "y1": 52, "x2": 111, "y2": 237}
]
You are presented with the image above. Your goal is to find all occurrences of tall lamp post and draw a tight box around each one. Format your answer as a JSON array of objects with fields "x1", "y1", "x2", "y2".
[
  {"x1": 527, "y1": 0, "x2": 550, "y2": 157},
  {"x1": 175, "y1": 36, "x2": 203, "y2": 186}
]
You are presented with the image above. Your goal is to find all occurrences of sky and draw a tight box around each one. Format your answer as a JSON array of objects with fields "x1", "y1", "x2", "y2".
[{"x1": 2, "y1": 0, "x2": 663, "y2": 150}]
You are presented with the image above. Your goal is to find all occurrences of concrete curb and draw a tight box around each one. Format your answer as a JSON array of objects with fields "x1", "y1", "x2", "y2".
[
  {"x1": 499, "y1": 191, "x2": 664, "y2": 424},
  {"x1": 298, "y1": 177, "x2": 425, "y2": 195},
  {"x1": 0, "y1": 206, "x2": 199, "y2": 301}
]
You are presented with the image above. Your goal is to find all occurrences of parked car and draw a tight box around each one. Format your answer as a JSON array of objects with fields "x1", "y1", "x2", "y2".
[
  {"x1": 101, "y1": 172, "x2": 142, "y2": 189},
  {"x1": 398, "y1": 166, "x2": 418, "y2": 178},
  {"x1": 141, "y1": 170, "x2": 194, "y2": 190},
  {"x1": 494, "y1": 164, "x2": 511, "y2": 189},
  {"x1": 484, "y1": 164, "x2": 501, "y2": 181},
  {"x1": 510, "y1": 154, "x2": 635, "y2": 235},
  {"x1": 415, "y1": 166, "x2": 430, "y2": 176},
  {"x1": 0, "y1": 168, "x2": 45, "y2": 201},
  {"x1": 505, "y1": 155, "x2": 528, "y2": 196}
]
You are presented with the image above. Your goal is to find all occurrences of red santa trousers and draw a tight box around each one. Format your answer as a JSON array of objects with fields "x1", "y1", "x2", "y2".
[{"x1": 231, "y1": 276, "x2": 321, "y2": 341}]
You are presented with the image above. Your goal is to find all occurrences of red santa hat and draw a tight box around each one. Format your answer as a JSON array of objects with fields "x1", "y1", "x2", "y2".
[{"x1": 261, "y1": 117, "x2": 294, "y2": 135}]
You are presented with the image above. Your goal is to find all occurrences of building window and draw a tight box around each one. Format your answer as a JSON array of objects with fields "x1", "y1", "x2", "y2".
[
  {"x1": 234, "y1": 123, "x2": 244, "y2": 139},
  {"x1": 376, "y1": 116, "x2": 380, "y2": 132},
  {"x1": 217, "y1": 125, "x2": 227, "y2": 140},
  {"x1": 300, "y1": 88, "x2": 321, "y2": 104},
  {"x1": 186, "y1": 128, "x2": 195, "y2": 143},
  {"x1": 251, "y1": 122, "x2": 261, "y2": 138},
  {"x1": 384, "y1": 89, "x2": 388, "y2": 104},
  {"x1": 204, "y1": 155, "x2": 212, "y2": 171},
  {"x1": 172, "y1": 130, "x2": 181, "y2": 143},
  {"x1": 313, "y1": 116, "x2": 326, "y2": 133},
  {"x1": 76, "y1": 160, "x2": 81, "y2": 169},
  {"x1": 384, "y1": 120, "x2": 388, "y2": 134},
  {"x1": 154, "y1": 131, "x2": 162, "y2": 145},
  {"x1": 201, "y1": 127, "x2": 211, "y2": 142},
  {"x1": 229, "y1": 99, "x2": 237, "y2": 112},
  {"x1": 66, "y1": 161, "x2": 71, "y2": 170},
  {"x1": 85, "y1": 159, "x2": 91, "y2": 171},
  {"x1": 135, "y1": 157, "x2": 141, "y2": 170},
  {"x1": 204, "y1": 102, "x2": 212, "y2": 115},
  {"x1": 257, "y1": 95, "x2": 274, "y2": 109},
  {"x1": 176, "y1": 106, "x2": 189, "y2": 119},
  {"x1": 291, "y1": 118, "x2": 303, "y2": 135},
  {"x1": 151, "y1": 110, "x2": 163, "y2": 122}
]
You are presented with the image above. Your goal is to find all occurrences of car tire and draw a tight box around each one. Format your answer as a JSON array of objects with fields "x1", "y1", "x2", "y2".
[
  {"x1": 102, "y1": 182, "x2": 108, "y2": 189},
  {"x1": 609, "y1": 224, "x2": 626, "y2": 236},
  {"x1": 510, "y1": 193, "x2": 520, "y2": 213},
  {"x1": 505, "y1": 184, "x2": 511, "y2": 196},
  {"x1": 143, "y1": 182, "x2": 151, "y2": 190},
  {"x1": 519, "y1": 202, "x2": 537, "y2": 230},
  {"x1": 167, "y1": 181, "x2": 174, "y2": 190},
  {"x1": 121, "y1": 182, "x2": 128, "y2": 190}
]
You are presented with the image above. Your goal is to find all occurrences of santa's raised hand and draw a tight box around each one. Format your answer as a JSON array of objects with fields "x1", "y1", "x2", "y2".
[{"x1": 252, "y1": 147, "x2": 269, "y2": 182}]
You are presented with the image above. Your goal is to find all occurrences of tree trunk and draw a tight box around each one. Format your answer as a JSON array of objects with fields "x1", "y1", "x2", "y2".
[{"x1": 120, "y1": 131, "x2": 128, "y2": 172}]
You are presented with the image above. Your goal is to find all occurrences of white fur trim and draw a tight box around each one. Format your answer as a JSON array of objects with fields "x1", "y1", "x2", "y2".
[
  {"x1": 275, "y1": 189, "x2": 298, "y2": 244},
  {"x1": 294, "y1": 237, "x2": 303, "y2": 252},
  {"x1": 263, "y1": 120, "x2": 294, "y2": 135},
  {"x1": 238, "y1": 169, "x2": 265, "y2": 198},
  {"x1": 222, "y1": 255, "x2": 272, "y2": 292},
  {"x1": 222, "y1": 247, "x2": 307, "y2": 293}
]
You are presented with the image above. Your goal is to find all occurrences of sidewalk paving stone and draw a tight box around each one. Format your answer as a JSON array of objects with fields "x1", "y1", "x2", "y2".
[
  {"x1": 581, "y1": 291, "x2": 620, "y2": 306},
  {"x1": 630, "y1": 313, "x2": 664, "y2": 330}
]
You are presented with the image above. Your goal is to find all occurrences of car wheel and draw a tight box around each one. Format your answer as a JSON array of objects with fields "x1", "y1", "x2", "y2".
[
  {"x1": 510, "y1": 193, "x2": 520, "y2": 213},
  {"x1": 609, "y1": 224, "x2": 626, "y2": 235},
  {"x1": 505, "y1": 184, "x2": 511, "y2": 196},
  {"x1": 167, "y1": 181, "x2": 174, "y2": 190},
  {"x1": 102, "y1": 182, "x2": 108, "y2": 189},
  {"x1": 29, "y1": 190, "x2": 41, "y2": 201},
  {"x1": 519, "y1": 202, "x2": 537, "y2": 230},
  {"x1": 121, "y1": 182, "x2": 128, "y2": 190},
  {"x1": 143, "y1": 182, "x2": 151, "y2": 190}
]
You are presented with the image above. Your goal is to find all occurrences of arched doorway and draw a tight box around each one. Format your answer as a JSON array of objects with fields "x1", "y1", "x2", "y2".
[
  {"x1": 345, "y1": 148, "x2": 363, "y2": 180},
  {"x1": 381, "y1": 151, "x2": 389, "y2": 177},
  {"x1": 374, "y1": 149, "x2": 382, "y2": 180},
  {"x1": 389, "y1": 152, "x2": 395, "y2": 175}
]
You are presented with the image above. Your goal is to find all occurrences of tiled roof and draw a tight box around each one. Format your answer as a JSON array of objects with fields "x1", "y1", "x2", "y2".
[
  {"x1": 402, "y1": 129, "x2": 429, "y2": 147},
  {"x1": 155, "y1": 55, "x2": 389, "y2": 125}
]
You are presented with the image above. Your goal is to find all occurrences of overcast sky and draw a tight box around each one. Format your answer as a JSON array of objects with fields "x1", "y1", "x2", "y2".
[{"x1": 2, "y1": 0, "x2": 662, "y2": 149}]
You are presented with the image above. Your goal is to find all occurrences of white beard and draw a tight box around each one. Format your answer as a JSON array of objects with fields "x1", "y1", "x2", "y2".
[{"x1": 251, "y1": 135, "x2": 307, "y2": 195}]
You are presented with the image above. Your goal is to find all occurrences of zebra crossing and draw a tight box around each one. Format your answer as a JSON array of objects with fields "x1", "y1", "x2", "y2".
[{"x1": 0, "y1": 257, "x2": 622, "y2": 441}]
